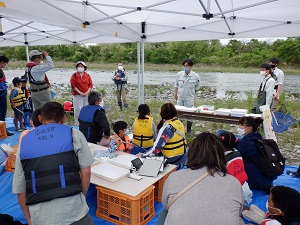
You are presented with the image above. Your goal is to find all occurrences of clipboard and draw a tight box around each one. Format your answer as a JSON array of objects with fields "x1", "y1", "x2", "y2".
[{"x1": 138, "y1": 158, "x2": 163, "y2": 177}]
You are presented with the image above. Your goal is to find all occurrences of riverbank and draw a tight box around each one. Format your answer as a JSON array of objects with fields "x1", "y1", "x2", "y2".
[
  {"x1": 9, "y1": 82, "x2": 298, "y2": 165},
  {"x1": 7, "y1": 60, "x2": 300, "y2": 74}
]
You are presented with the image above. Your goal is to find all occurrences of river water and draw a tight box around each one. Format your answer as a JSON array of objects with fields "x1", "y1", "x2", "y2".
[{"x1": 5, "y1": 69, "x2": 300, "y2": 99}]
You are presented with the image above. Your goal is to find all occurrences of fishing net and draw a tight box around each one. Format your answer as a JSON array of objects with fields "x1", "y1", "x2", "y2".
[{"x1": 272, "y1": 111, "x2": 295, "y2": 133}]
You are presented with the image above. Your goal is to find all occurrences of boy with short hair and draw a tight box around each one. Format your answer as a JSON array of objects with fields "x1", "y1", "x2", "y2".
[
  {"x1": 10, "y1": 77, "x2": 26, "y2": 131},
  {"x1": 108, "y1": 121, "x2": 134, "y2": 153}
]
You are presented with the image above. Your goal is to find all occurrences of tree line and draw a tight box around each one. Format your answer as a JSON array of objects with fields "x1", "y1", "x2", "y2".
[{"x1": 1, "y1": 37, "x2": 300, "y2": 68}]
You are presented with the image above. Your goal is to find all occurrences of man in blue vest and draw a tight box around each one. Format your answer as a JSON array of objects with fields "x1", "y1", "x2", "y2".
[
  {"x1": 79, "y1": 91, "x2": 110, "y2": 144},
  {"x1": 0, "y1": 55, "x2": 14, "y2": 136},
  {"x1": 13, "y1": 102, "x2": 95, "y2": 225},
  {"x1": 112, "y1": 62, "x2": 128, "y2": 111}
]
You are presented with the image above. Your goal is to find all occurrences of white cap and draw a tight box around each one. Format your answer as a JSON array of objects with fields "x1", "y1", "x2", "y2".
[
  {"x1": 76, "y1": 61, "x2": 87, "y2": 69},
  {"x1": 29, "y1": 50, "x2": 42, "y2": 59}
]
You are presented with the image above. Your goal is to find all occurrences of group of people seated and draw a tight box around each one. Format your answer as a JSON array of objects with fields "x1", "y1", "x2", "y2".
[
  {"x1": 12, "y1": 97, "x2": 300, "y2": 225},
  {"x1": 74, "y1": 92, "x2": 300, "y2": 225}
]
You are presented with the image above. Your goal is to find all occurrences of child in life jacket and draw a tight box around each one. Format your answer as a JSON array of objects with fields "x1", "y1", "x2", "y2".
[
  {"x1": 132, "y1": 104, "x2": 157, "y2": 150},
  {"x1": 219, "y1": 131, "x2": 253, "y2": 205},
  {"x1": 10, "y1": 77, "x2": 26, "y2": 131},
  {"x1": 242, "y1": 186, "x2": 300, "y2": 225},
  {"x1": 108, "y1": 121, "x2": 134, "y2": 153}
]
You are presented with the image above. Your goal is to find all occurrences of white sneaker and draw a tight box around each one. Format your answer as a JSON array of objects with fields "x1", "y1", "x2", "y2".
[
  {"x1": 242, "y1": 210, "x2": 264, "y2": 224},
  {"x1": 249, "y1": 204, "x2": 266, "y2": 219}
]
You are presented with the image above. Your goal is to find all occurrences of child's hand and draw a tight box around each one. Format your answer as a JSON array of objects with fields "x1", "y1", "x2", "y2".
[
  {"x1": 129, "y1": 143, "x2": 134, "y2": 150},
  {"x1": 136, "y1": 152, "x2": 143, "y2": 158}
]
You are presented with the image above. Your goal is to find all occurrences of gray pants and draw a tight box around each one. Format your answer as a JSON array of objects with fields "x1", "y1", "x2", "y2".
[
  {"x1": 31, "y1": 89, "x2": 51, "y2": 110},
  {"x1": 177, "y1": 98, "x2": 194, "y2": 132},
  {"x1": 71, "y1": 214, "x2": 94, "y2": 225}
]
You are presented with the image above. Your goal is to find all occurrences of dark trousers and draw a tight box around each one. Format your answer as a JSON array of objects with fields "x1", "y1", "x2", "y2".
[{"x1": 0, "y1": 93, "x2": 7, "y2": 121}]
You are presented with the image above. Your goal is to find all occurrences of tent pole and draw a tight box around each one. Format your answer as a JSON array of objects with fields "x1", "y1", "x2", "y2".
[
  {"x1": 137, "y1": 42, "x2": 141, "y2": 105},
  {"x1": 24, "y1": 33, "x2": 29, "y2": 62},
  {"x1": 141, "y1": 40, "x2": 145, "y2": 104}
]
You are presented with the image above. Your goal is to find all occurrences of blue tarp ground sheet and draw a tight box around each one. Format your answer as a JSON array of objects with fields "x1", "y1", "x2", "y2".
[{"x1": 0, "y1": 118, "x2": 299, "y2": 225}]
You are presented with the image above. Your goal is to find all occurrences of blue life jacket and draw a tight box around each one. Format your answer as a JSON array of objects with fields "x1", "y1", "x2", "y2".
[
  {"x1": 78, "y1": 105, "x2": 105, "y2": 144},
  {"x1": 114, "y1": 70, "x2": 127, "y2": 84},
  {"x1": 20, "y1": 124, "x2": 81, "y2": 205}
]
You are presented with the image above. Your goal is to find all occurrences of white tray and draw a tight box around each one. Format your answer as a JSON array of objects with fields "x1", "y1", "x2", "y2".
[
  {"x1": 108, "y1": 154, "x2": 138, "y2": 169},
  {"x1": 198, "y1": 110, "x2": 214, "y2": 114},
  {"x1": 91, "y1": 163, "x2": 129, "y2": 182},
  {"x1": 215, "y1": 108, "x2": 231, "y2": 116}
]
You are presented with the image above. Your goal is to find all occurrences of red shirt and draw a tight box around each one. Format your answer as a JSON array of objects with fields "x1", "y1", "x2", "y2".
[{"x1": 70, "y1": 71, "x2": 93, "y2": 96}]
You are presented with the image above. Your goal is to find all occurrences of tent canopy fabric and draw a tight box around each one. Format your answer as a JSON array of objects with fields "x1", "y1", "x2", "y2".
[{"x1": 0, "y1": 0, "x2": 300, "y2": 46}]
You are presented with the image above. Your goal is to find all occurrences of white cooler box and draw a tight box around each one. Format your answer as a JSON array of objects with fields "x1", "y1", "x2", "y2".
[
  {"x1": 215, "y1": 108, "x2": 231, "y2": 116},
  {"x1": 230, "y1": 108, "x2": 247, "y2": 117},
  {"x1": 197, "y1": 105, "x2": 215, "y2": 114}
]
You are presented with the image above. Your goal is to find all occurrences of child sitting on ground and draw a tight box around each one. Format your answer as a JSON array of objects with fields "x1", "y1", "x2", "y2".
[
  {"x1": 219, "y1": 131, "x2": 253, "y2": 205},
  {"x1": 243, "y1": 186, "x2": 300, "y2": 225},
  {"x1": 9, "y1": 77, "x2": 26, "y2": 131},
  {"x1": 108, "y1": 121, "x2": 134, "y2": 153}
]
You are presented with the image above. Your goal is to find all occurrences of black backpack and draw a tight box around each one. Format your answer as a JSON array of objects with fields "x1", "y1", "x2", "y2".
[{"x1": 255, "y1": 138, "x2": 285, "y2": 177}]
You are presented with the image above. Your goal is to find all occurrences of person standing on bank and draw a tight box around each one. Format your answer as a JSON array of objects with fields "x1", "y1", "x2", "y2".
[
  {"x1": 112, "y1": 62, "x2": 128, "y2": 111},
  {"x1": 269, "y1": 57, "x2": 284, "y2": 111},
  {"x1": 70, "y1": 61, "x2": 93, "y2": 126},
  {"x1": 0, "y1": 55, "x2": 14, "y2": 136},
  {"x1": 174, "y1": 59, "x2": 200, "y2": 134},
  {"x1": 79, "y1": 91, "x2": 110, "y2": 144},
  {"x1": 26, "y1": 50, "x2": 54, "y2": 110},
  {"x1": 250, "y1": 64, "x2": 275, "y2": 114}
]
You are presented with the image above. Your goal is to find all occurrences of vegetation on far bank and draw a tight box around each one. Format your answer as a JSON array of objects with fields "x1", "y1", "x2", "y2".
[
  {"x1": 2, "y1": 37, "x2": 300, "y2": 74},
  {"x1": 6, "y1": 61, "x2": 300, "y2": 75}
]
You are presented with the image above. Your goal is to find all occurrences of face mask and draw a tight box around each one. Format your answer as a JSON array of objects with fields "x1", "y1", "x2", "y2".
[
  {"x1": 237, "y1": 127, "x2": 245, "y2": 136},
  {"x1": 184, "y1": 67, "x2": 190, "y2": 74},
  {"x1": 118, "y1": 66, "x2": 123, "y2": 70},
  {"x1": 77, "y1": 67, "x2": 84, "y2": 73},
  {"x1": 260, "y1": 70, "x2": 266, "y2": 76},
  {"x1": 39, "y1": 61, "x2": 44, "y2": 65}
]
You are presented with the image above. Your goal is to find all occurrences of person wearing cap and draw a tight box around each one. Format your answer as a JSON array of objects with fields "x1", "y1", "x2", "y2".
[
  {"x1": 112, "y1": 62, "x2": 128, "y2": 111},
  {"x1": 174, "y1": 59, "x2": 200, "y2": 134},
  {"x1": 269, "y1": 57, "x2": 284, "y2": 111},
  {"x1": 26, "y1": 50, "x2": 54, "y2": 110},
  {"x1": 70, "y1": 61, "x2": 93, "y2": 125},
  {"x1": 9, "y1": 77, "x2": 27, "y2": 131},
  {"x1": 0, "y1": 55, "x2": 14, "y2": 136}
]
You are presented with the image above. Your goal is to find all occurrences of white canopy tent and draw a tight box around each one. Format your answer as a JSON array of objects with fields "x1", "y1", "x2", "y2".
[{"x1": 1, "y1": 0, "x2": 300, "y2": 103}]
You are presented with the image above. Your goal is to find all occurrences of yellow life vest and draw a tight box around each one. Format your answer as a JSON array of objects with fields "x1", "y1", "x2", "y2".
[
  {"x1": 132, "y1": 116, "x2": 154, "y2": 148},
  {"x1": 10, "y1": 87, "x2": 26, "y2": 107},
  {"x1": 162, "y1": 118, "x2": 186, "y2": 157}
]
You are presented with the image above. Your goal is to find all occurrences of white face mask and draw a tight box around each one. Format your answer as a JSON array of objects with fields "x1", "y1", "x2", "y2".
[
  {"x1": 237, "y1": 127, "x2": 245, "y2": 136},
  {"x1": 118, "y1": 66, "x2": 123, "y2": 70},
  {"x1": 260, "y1": 70, "x2": 266, "y2": 76},
  {"x1": 39, "y1": 61, "x2": 44, "y2": 65},
  {"x1": 77, "y1": 67, "x2": 84, "y2": 73}
]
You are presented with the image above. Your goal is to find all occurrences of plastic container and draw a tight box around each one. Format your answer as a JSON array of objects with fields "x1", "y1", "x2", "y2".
[
  {"x1": 0, "y1": 121, "x2": 7, "y2": 140},
  {"x1": 5, "y1": 146, "x2": 18, "y2": 172},
  {"x1": 230, "y1": 108, "x2": 247, "y2": 117},
  {"x1": 214, "y1": 108, "x2": 231, "y2": 116},
  {"x1": 154, "y1": 167, "x2": 176, "y2": 202},
  {"x1": 198, "y1": 105, "x2": 215, "y2": 111},
  {"x1": 96, "y1": 185, "x2": 155, "y2": 225}
]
